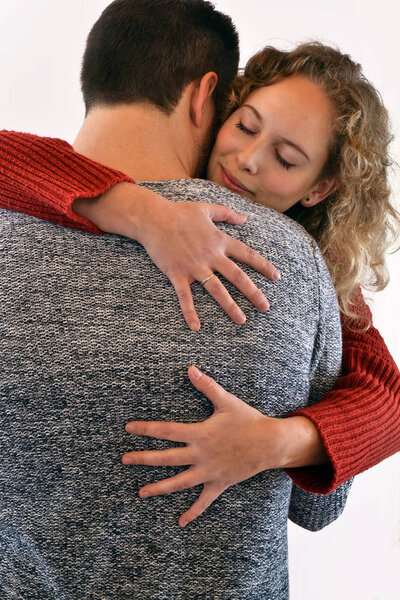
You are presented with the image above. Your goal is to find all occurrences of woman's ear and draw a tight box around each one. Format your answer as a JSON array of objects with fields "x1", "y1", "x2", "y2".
[
  {"x1": 300, "y1": 176, "x2": 337, "y2": 208},
  {"x1": 190, "y1": 71, "x2": 218, "y2": 129}
]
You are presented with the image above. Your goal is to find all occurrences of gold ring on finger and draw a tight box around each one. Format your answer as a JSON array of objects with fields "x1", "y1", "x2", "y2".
[{"x1": 200, "y1": 273, "x2": 215, "y2": 286}]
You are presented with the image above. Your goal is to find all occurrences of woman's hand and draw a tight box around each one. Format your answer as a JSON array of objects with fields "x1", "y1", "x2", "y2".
[
  {"x1": 122, "y1": 366, "x2": 324, "y2": 528},
  {"x1": 73, "y1": 183, "x2": 280, "y2": 330},
  {"x1": 122, "y1": 366, "x2": 275, "y2": 527}
]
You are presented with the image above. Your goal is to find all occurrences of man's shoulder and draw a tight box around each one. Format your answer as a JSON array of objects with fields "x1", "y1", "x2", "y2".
[
  {"x1": 141, "y1": 179, "x2": 336, "y2": 304},
  {"x1": 140, "y1": 178, "x2": 313, "y2": 245},
  {"x1": 140, "y1": 178, "x2": 284, "y2": 220}
]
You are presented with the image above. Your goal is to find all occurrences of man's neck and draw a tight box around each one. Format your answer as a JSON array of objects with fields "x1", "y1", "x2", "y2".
[{"x1": 73, "y1": 104, "x2": 195, "y2": 181}]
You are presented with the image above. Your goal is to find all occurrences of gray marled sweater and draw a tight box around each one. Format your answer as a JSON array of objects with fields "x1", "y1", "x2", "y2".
[{"x1": 0, "y1": 179, "x2": 351, "y2": 599}]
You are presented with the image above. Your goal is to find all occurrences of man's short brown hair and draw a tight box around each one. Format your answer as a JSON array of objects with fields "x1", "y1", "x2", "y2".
[{"x1": 81, "y1": 0, "x2": 239, "y2": 117}]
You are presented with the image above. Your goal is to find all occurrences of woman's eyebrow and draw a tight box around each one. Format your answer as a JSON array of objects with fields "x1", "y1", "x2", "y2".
[
  {"x1": 242, "y1": 104, "x2": 310, "y2": 161},
  {"x1": 278, "y1": 137, "x2": 310, "y2": 161},
  {"x1": 242, "y1": 104, "x2": 262, "y2": 120}
]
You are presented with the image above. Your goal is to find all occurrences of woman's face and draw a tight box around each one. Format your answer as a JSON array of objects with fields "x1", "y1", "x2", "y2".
[{"x1": 207, "y1": 74, "x2": 334, "y2": 213}]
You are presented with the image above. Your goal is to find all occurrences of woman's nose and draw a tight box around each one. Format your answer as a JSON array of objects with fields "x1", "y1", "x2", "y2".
[{"x1": 236, "y1": 145, "x2": 259, "y2": 175}]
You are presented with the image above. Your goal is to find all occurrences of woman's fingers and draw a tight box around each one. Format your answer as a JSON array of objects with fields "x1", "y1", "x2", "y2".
[
  {"x1": 187, "y1": 365, "x2": 236, "y2": 409},
  {"x1": 137, "y1": 467, "x2": 204, "y2": 498},
  {"x1": 201, "y1": 273, "x2": 246, "y2": 324},
  {"x1": 125, "y1": 419, "x2": 195, "y2": 443},
  {"x1": 215, "y1": 256, "x2": 270, "y2": 311},
  {"x1": 171, "y1": 277, "x2": 201, "y2": 331},
  {"x1": 204, "y1": 203, "x2": 247, "y2": 225},
  {"x1": 227, "y1": 236, "x2": 280, "y2": 281},
  {"x1": 171, "y1": 271, "x2": 248, "y2": 330},
  {"x1": 179, "y1": 483, "x2": 223, "y2": 528},
  {"x1": 170, "y1": 263, "x2": 269, "y2": 328},
  {"x1": 121, "y1": 446, "x2": 193, "y2": 467}
]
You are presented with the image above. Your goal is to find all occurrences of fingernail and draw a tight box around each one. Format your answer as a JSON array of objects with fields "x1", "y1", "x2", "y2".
[
  {"x1": 190, "y1": 321, "x2": 200, "y2": 332},
  {"x1": 236, "y1": 313, "x2": 246, "y2": 324},
  {"x1": 181, "y1": 520, "x2": 188, "y2": 528},
  {"x1": 191, "y1": 366, "x2": 202, "y2": 378},
  {"x1": 140, "y1": 491, "x2": 149, "y2": 498},
  {"x1": 126, "y1": 423, "x2": 135, "y2": 433},
  {"x1": 260, "y1": 300, "x2": 269, "y2": 311},
  {"x1": 273, "y1": 269, "x2": 281, "y2": 280}
]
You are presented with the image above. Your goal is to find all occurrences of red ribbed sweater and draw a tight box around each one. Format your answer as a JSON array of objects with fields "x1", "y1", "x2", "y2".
[{"x1": 1, "y1": 129, "x2": 399, "y2": 494}]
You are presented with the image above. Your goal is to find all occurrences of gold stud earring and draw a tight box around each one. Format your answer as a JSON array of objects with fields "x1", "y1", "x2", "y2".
[{"x1": 304, "y1": 197, "x2": 312, "y2": 204}]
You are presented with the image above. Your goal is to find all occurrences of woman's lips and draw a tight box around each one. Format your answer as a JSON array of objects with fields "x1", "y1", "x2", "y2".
[{"x1": 220, "y1": 166, "x2": 253, "y2": 196}]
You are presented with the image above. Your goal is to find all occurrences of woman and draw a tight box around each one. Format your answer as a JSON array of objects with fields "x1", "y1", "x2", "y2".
[{"x1": 1, "y1": 42, "x2": 399, "y2": 527}]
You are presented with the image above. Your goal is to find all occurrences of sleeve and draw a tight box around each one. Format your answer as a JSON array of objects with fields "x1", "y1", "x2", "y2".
[
  {"x1": 286, "y1": 287, "x2": 400, "y2": 495},
  {"x1": 288, "y1": 477, "x2": 353, "y2": 531},
  {"x1": 0, "y1": 130, "x2": 135, "y2": 233}
]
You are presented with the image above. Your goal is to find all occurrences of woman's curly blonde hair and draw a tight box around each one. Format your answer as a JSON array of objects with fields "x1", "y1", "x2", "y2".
[{"x1": 224, "y1": 42, "x2": 399, "y2": 328}]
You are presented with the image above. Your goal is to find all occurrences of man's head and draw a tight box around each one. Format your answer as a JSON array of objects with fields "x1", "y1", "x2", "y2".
[{"x1": 81, "y1": 0, "x2": 239, "y2": 120}]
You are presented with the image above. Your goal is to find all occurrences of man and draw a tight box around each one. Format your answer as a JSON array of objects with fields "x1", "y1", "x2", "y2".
[{"x1": 0, "y1": 1, "x2": 350, "y2": 598}]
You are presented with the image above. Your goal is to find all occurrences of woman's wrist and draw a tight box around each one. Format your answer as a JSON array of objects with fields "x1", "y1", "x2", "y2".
[
  {"x1": 72, "y1": 182, "x2": 170, "y2": 242},
  {"x1": 263, "y1": 415, "x2": 329, "y2": 470}
]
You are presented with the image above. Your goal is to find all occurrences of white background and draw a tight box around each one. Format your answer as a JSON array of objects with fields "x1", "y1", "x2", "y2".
[{"x1": 1, "y1": 1, "x2": 399, "y2": 598}]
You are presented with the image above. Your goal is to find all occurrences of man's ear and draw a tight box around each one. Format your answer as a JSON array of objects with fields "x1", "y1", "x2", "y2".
[
  {"x1": 300, "y1": 176, "x2": 337, "y2": 208},
  {"x1": 190, "y1": 71, "x2": 218, "y2": 128}
]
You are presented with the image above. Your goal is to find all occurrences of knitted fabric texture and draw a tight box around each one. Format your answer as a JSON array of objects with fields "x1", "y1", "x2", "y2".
[
  {"x1": 0, "y1": 130, "x2": 133, "y2": 232},
  {"x1": 0, "y1": 131, "x2": 398, "y2": 494},
  {"x1": 0, "y1": 178, "x2": 351, "y2": 599}
]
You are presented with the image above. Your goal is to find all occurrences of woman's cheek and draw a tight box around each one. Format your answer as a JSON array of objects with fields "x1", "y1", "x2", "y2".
[
  {"x1": 260, "y1": 170, "x2": 294, "y2": 198},
  {"x1": 214, "y1": 123, "x2": 239, "y2": 156}
]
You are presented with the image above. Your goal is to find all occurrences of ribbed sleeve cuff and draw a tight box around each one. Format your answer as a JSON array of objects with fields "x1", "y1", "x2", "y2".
[
  {"x1": 288, "y1": 478, "x2": 352, "y2": 531},
  {"x1": 286, "y1": 345, "x2": 400, "y2": 494},
  {"x1": 0, "y1": 130, "x2": 135, "y2": 232}
]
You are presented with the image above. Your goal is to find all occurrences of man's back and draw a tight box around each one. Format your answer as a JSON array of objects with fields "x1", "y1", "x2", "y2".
[{"x1": 0, "y1": 179, "x2": 345, "y2": 600}]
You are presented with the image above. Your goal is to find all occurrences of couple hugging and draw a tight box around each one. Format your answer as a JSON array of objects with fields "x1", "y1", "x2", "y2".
[{"x1": 1, "y1": 0, "x2": 399, "y2": 599}]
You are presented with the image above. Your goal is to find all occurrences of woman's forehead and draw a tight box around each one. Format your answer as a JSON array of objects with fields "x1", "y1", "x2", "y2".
[{"x1": 241, "y1": 77, "x2": 334, "y2": 147}]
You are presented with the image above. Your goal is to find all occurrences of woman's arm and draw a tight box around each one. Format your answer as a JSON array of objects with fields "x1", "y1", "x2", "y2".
[
  {"x1": 0, "y1": 130, "x2": 132, "y2": 232},
  {"x1": 286, "y1": 290, "x2": 400, "y2": 494},
  {"x1": 0, "y1": 130, "x2": 278, "y2": 330},
  {"x1": 122, "y1": 366, "x2": 336, "y2": 528},
  {"x1": 3, "y1": 131, "x2": 398, "y2": 497}
]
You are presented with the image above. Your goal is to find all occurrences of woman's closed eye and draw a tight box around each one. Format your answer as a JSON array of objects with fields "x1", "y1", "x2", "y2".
[
  {"x1": 274, "y1": 149, "x2": 295, "y2": 170},
  {"x1": 235, "y1": 120, "x2": 296, "y2": 170},
  {"x1": 235, "y1": 121, "x2": 257, "y2": 135}
]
